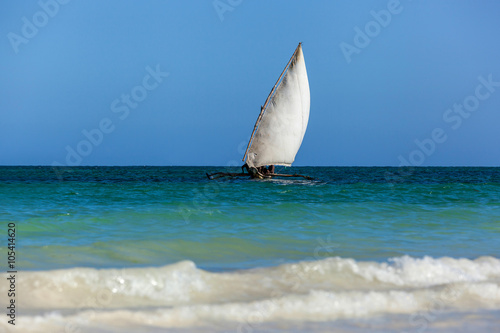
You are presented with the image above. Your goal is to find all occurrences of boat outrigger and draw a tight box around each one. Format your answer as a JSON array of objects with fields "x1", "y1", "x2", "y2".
[{"x1": 207, "y1": 43, "x2": 311, "y2": 180}]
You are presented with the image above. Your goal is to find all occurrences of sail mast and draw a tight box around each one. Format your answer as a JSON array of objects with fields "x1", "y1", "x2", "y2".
[{"x1": 242, "y1": 43, "x2": 302, "y2": 162}]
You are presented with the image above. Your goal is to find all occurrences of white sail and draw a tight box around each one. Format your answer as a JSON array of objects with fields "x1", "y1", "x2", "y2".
[{"x1": 244, "y1": 43, "x2": 310, "y2": 168}]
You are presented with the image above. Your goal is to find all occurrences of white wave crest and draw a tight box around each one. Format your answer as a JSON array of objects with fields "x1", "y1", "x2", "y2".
[{"x1": 2, "y1": 256, "x2": 500, "y2": 332}]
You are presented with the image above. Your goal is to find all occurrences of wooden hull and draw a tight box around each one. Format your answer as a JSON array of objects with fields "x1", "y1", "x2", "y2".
[{"x1": 206, "y1": 170, "x2": 312, "y2": 180}]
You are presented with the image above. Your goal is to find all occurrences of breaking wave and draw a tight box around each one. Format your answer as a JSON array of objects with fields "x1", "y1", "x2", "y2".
[{"x1": 3, "y1": 256, "x2": 500, "y2": 332}]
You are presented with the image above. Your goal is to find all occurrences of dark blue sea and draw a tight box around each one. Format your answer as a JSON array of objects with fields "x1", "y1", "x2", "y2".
[{"x1": 1, "y1": 166, "x2": 499, "y2": 332}]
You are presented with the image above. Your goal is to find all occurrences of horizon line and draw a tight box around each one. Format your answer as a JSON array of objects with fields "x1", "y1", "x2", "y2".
[{"x1": 1, "y1": 165, "x2": 499, "y2": 168}]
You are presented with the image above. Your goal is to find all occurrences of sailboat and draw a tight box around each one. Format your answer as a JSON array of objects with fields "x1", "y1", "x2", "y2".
[{"x1": 208, "y1": 43, "x2": 311, "y2": 180}]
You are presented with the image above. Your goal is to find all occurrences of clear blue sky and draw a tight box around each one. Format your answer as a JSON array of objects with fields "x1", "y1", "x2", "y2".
[{"x1": 2, "y1": 0, "x2": 500, "y2": 166}]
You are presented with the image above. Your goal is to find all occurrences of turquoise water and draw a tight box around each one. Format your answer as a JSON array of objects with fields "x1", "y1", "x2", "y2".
[
  {"x1": 1, "y1": 166, "x2": 500, "y2": 332},
  {"x1": 3, "y1": 166, "x2": 499, "y2": 270}
]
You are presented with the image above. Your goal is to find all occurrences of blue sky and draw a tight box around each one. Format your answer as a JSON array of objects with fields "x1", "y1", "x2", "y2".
[{"x1": 2, "y1": 0, "x2": 500, "y2": 166}]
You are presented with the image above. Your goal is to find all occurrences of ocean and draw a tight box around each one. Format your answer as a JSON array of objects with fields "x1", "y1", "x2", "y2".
[{"x1": 1, "y1": 166, "x2": 499, "y2": 332}]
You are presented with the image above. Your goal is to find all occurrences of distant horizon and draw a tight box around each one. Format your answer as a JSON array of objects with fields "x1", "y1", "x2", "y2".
[{"x1": 1, "y1": 164, "x2": 499, "y2": 168}]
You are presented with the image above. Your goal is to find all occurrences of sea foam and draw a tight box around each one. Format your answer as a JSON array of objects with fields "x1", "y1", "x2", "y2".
[{"x1": 2, "y1": 256, "x2": 500, "y2": 332}]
